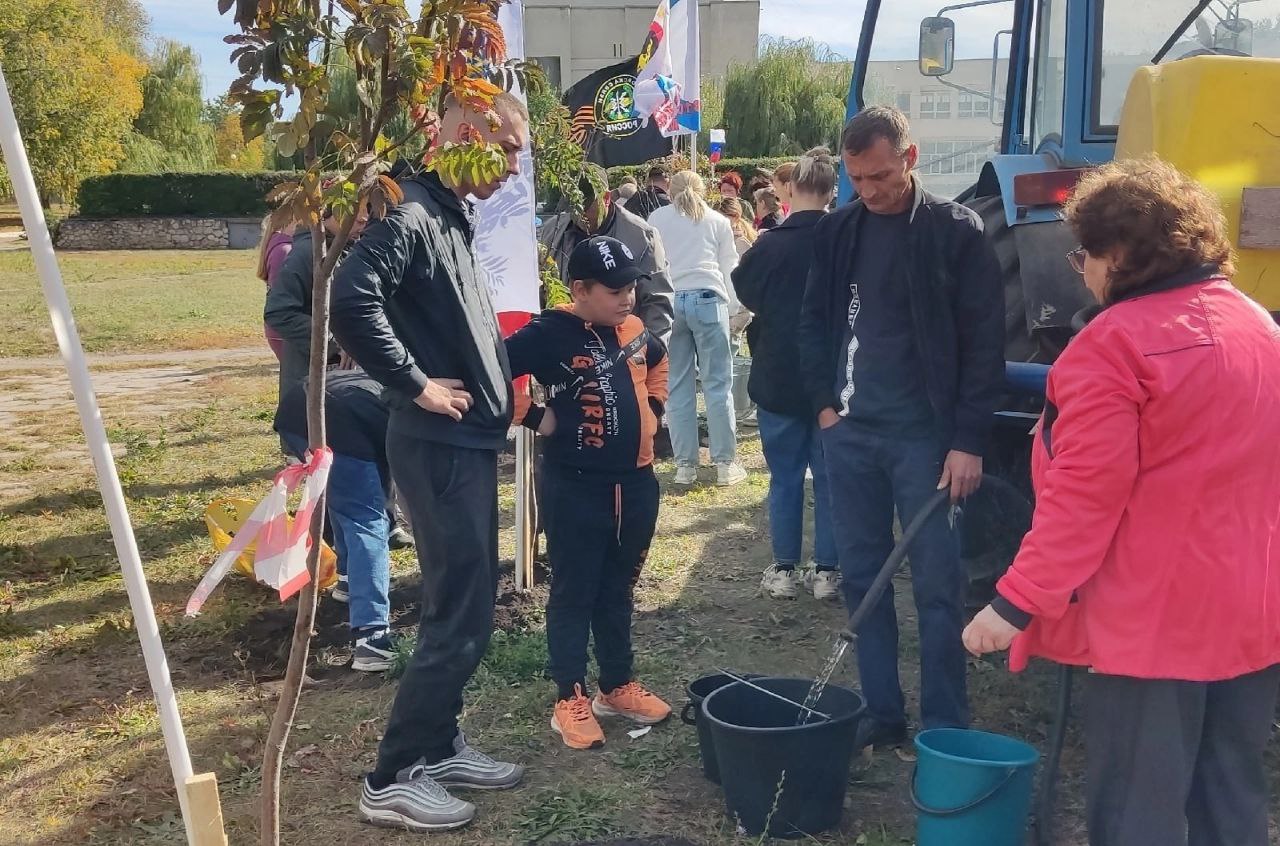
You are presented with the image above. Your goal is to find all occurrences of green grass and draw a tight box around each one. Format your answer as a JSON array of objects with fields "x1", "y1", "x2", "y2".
[{"x1": 0, "y1": 249, "x2": 263, "y2": 356}]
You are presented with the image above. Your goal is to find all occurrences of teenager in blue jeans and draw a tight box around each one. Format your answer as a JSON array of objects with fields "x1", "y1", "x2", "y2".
[
  {"x1": 732, "y1": 148, "x2": 841, "y2": 600},
  {"x1": 275, "y1": 370, "x2": 394, "y2": 672},
  {"x1": 798, "y1": 109, "x2": 1003, "y2": 751}
]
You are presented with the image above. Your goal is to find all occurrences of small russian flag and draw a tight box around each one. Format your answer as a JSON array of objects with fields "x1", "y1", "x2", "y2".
[{"x1": 708, "y1": 128, "x2": 725, "y2": 164}]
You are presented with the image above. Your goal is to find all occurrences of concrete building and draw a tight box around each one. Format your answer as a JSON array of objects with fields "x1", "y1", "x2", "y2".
[
  {"x1": 865, "y1": 58, "x2": 1010, "y2": 198},
  {"x1": 524, "y1": 0, "x2": 761, "y2": 90}
]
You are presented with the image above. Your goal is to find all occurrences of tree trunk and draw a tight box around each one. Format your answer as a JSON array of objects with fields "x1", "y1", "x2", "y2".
[{"x1": 259, "y1": 216, "x2": 331, "y2": 846}]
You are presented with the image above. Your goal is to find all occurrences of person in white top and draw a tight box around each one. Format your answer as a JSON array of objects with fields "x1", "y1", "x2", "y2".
[{"x1": 648, "y1": 171, "x2": 747, "y2": 486}]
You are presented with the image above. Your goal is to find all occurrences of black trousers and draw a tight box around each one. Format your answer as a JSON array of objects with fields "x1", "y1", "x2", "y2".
[
  {"x1": 1083, "y1": 665, "x2": 1280, "y2": 846},
  {"x1": 374, "y1": 433, "x2": 499, "y2": 778},
  {"x1": 542, "y1": 462, "x2": 659, "y2": 695}
]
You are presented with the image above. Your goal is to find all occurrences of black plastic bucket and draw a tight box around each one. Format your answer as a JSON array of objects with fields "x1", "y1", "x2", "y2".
[
  {"x1": 703, "y1": 676, "x2": 865, "y2": 838},
  {"x1": 680, "y1": 672, "x2": 760, "y2": 783}
]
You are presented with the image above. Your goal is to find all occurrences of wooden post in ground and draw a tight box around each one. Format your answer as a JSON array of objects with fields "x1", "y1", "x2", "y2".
[{"x1": 182, "y1": 773, "x2": 228, "y2": 846}]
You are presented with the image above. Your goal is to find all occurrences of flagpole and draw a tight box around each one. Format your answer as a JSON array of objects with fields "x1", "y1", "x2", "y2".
[{"x1": 0, "y1": 62, "x2": 213, "y2": 846}]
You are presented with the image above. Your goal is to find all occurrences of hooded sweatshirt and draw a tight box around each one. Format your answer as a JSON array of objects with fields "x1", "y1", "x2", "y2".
[{"x1": 505, "y1": 307, "x2": 669, "y2": 473}]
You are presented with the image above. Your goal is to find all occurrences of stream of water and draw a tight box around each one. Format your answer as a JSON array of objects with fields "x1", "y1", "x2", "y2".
[{"x1": 795, "y1": 636, "x2": 849, "y2": 725}]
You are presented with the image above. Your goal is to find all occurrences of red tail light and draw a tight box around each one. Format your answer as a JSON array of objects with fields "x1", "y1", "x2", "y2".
[{"x1": 1013, "y1": 168, "x2": 1090, "y2": 208}]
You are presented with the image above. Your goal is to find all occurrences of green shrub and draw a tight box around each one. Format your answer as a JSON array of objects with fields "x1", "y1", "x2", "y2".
[
  {"x1": 606, "y1": 156, "x2": 795, "y2": 188},
  {"x1": 76, "y1": 171, "x2": 303, "y2": 218}
]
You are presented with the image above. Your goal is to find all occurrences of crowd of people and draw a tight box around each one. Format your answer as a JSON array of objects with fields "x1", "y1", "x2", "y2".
[{"x1": 252, "y1": 94, "x2": 1280, "y2": 846}]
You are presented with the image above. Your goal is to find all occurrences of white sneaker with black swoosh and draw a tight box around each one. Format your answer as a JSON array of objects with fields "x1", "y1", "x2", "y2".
[
  {"x1": 419, "y1": 732, "x2": 524, "y2": 790},
  {"x1": 359, "y1": 763, "x2": 475, "y2": 832}
]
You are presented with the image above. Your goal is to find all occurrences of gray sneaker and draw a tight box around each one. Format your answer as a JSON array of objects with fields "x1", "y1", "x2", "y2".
[
  {"x1": 359, "y1": 763, "x2": 475, "y2": 832},
  {"x1": 352, "y1": 629, "x2": 396, "y2": 673},
  {"x1": 419, "y1": 732, "x2": 524, "y2": 790}
]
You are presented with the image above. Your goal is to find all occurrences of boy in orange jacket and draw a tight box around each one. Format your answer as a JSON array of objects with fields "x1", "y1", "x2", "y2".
[{"x1": 506, "y1": 236, "x2": 671, "y2": 749}]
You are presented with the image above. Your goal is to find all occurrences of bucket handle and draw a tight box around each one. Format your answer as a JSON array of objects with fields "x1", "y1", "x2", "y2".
[
  {"x1": 910, "y1": 764, "x2": 1020, "y2": 817},
  {"x1": 680, "y1": 702, "x2": 697, "y2": 725}
]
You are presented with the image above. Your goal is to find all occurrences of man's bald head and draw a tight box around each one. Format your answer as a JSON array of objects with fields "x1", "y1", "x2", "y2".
[{"x1": 438, "y1": 91, "x2": 530, "y2": 200}]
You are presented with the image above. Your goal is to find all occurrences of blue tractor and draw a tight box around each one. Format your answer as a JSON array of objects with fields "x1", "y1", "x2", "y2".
[{"x1": 840, "y1": 0, "x2": 1280, "y2": 601}]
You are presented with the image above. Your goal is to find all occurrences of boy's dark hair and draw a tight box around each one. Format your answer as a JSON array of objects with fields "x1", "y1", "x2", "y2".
[
  {"x1": 646, "y1": 164, "x2": 670, "y2": 181},
  {"x1": 841, "y1": 105, "x2": 912, "y2": 155}
]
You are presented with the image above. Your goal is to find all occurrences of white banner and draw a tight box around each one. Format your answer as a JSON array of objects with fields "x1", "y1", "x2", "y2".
[
  {"x1": 475, "y1": 0, "x2": 540, "y2": 315},
  {"x1": 633, "y1": 0, "x2": 701, "y2": 137}
]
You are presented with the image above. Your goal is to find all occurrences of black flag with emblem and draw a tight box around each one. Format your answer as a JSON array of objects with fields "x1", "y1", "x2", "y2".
[{"x1": 563, "y1": 58, "x2": 674, "y2": 168}]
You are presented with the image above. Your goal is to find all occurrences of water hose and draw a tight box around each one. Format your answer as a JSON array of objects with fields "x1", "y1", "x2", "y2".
[
  {"x1": 843, "y1": 487, "x2": 953, "y2": 638},
  {"x1": 1035, "y1": 664, "x2": 1074, "y2": 846},
  {"x1": 835, "y1": 480, "x2": 1073, "y2": 844}
]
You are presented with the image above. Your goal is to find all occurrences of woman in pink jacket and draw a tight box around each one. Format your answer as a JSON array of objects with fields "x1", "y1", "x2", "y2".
[{"x1": 963, "y1": 158, "x2": 1280, "y2": 846}]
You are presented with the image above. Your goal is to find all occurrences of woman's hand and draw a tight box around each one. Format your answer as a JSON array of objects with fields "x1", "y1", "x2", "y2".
[
  {"x1": 537, "y1": 407, "x2": 557, "y2": 436},
  {"x1": 962, "y1": 604, "x2": 1021, "y2": 657}
]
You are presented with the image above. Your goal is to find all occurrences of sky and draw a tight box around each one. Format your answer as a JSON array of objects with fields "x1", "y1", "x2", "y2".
[{"x1": 142, "y1": 0, "x2": 998, "y2": 104}]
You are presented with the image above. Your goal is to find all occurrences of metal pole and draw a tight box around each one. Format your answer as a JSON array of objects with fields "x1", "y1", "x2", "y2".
[
  {"x1": 513, "y1": 412, "x2": 535, "y2": 591},
  {"x1": 0, "y1": 63, "x2": 199, "y2": 845}
]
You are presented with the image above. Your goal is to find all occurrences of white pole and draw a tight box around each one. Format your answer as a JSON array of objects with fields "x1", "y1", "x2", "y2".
[
  {"x1": 689, "y1": 131, "x2": 697, "y2": 175},
  {"x1": 0, "y1": 64, "x2": 199, "y2": 845},
  {"x1": 513, "y1": 423, "x2": 534, "y2": 591}
]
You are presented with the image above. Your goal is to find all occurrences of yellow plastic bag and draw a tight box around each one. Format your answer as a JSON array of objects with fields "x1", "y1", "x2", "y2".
[{"x1": 204, "y1": 497, "x2": 338, "y2": 591}]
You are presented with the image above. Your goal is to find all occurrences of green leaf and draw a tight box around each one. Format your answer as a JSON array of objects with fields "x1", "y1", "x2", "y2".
[
  {"x1": 355, "y1": 79, "x2": 375, "y2": 110},
  {"x1": 276, "y1": 129, "x2": 298, "y2": 159}
]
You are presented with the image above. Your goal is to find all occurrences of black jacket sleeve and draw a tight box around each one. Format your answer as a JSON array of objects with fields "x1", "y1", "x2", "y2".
[
  {"x1": 797, "y1": 218, "x2": 838, "y2": 416},
  {"x1": 730, "y1": 239, "x2": 764, "y2": 313},
  {"x1": 503, "y1": 317, "x2": 548, "y2": 380},
  {"x1": 263, "y1": 241, "x2": 315, "y2": 354},
  {"x1": 950, "y1": 214, "x2": 1006, "y2": 456},
  {"x1": 329, "y1": 199, "x2": 433, "y2": 401}
]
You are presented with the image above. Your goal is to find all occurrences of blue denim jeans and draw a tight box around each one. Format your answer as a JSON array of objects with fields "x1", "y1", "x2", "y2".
[
  {"x1": 819, "y1": 419, "x2": 968, "y2": 730},
  {"x1": 668, "y1": 288, "x2": 737, "y2": 466},
  {"x1": 283, "y1": 433, "x2": 390, "y2": 633},
  {"x1": 756, "y1": 408, "x2": 837, "y2": 569}
]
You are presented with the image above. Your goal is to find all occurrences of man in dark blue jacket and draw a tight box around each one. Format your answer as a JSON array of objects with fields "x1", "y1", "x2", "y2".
[
  {"x1": 331, "y1": 91, "x2": 529, "y2": 832},
  {"x1": 798, "y1": 106, "x2": 1003, "y2": 751}
]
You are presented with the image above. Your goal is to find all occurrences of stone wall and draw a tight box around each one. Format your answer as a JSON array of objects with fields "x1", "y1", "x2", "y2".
[{"x1": 56, "y1": 217, "x2": 264, "y2": 250}]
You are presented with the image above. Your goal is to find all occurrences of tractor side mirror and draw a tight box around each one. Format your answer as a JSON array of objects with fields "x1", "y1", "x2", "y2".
[
  {"x1": 919, "y1": 17, "x2": 955, "y2": 77},
  {"x1": 1214, "y1": 18, "x2": 1253, "y2": 54}
]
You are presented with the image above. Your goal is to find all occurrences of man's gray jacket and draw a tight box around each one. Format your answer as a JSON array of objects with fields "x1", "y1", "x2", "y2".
[{"x1": 538, "y1": 203, "x2": 674, "y2": 343}]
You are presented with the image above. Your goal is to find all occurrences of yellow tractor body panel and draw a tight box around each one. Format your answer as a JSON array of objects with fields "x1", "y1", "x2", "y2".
[{"x1": 1116, "y1": 56, "x2": 1280, "y2": 310}]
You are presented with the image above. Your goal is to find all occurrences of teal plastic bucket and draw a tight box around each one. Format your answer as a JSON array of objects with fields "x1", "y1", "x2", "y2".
[{"x1": 912, "y1": 728, "x2": 1039, "y2": 846}]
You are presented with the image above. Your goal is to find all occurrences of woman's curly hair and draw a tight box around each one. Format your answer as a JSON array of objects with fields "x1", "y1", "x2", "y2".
[{"x1": 1064, "y1": 157, "x2": 1235, "y2": 303}]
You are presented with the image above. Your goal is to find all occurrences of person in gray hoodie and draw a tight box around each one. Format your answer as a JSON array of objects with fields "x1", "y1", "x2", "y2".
[{"x1": 539, "y1": 164, "x2": 674, "y2": 344}]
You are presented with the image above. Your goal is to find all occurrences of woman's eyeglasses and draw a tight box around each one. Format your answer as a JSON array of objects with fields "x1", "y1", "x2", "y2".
[{"x1": 1067, "y1": 247, "x2": 1087, "y2": 274}]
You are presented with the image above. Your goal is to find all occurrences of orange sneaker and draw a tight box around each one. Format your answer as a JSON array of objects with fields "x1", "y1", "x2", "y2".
[
  {"x1": 592, "y1": 681, "x2": 672, "y2": 725},
  {"x1": 551, "y1": 684, "x2": 606, "y2": 750}
]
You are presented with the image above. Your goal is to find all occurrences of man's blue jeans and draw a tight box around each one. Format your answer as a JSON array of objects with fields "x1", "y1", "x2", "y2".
[
  {"x1": 756, "y1": 408, "x2": 837, "y2": 569},
  {"x1": 668, "y1": 289, "x2": 737, "y2": 467},
  {"x1": 819, "y1": 419, "x2": 969, "y2": 730},
  {"x1": 282, "y1": 433, "x2": 390, "y2": 633}
]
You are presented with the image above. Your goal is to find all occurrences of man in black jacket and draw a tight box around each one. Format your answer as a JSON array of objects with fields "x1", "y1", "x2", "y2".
[
  {"x1": 732, "y1": 148, "x2": 841, "y2": 603},
  {"x1": 623, "y1": 163, "x2": 671, "y2": 221},
  {"x1": 331, "y1": 91, "x2": 529, "y2": 832},
  {"x1": 798, "y1": 107, "x2": 1003, "y2": 750}
]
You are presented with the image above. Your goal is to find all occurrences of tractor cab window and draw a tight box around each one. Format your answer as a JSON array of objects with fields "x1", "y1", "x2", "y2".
[
  {"x1": 861, "y1": 0, "x2": 1017, "y2": 199},
  {"x1": 1097, "y1": 0, "x2": 1280, "y2": 131}
]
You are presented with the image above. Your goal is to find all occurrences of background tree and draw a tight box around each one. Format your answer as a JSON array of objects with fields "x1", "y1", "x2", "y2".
[
  {"x1": 0, "y1": 0, "x2": 147, "y2": 202},
  {"x1": 721, "y1": 38, "x2": 849, "y2": 157},
  {"x1": 216, "y1": 1, "x2": 532, "y2": 841},
  {"x1": 124, "y1": 39, "x2": 217, "y2": 172}
]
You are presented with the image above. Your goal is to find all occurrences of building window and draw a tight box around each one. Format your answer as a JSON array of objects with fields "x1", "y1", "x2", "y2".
[
  {"x1": 896, "y1": 91, "x2": 911, "y2": 117},
  {"x1": 919, "y1": 91, "x2": 951, "y2": 119},
  {"x1": 958, "y1": 92, "x2": 991, "y2": 119},
  {"x1": 918, "y1": 140, "x2": 991, "y2": 175},
  {"x1": 530, "y1": 56, "x2": 562, "y2": 91}
]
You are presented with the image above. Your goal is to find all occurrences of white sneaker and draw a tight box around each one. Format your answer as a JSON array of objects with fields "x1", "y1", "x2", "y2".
[
  {"x1": 673, "y1": 466, "x2": 698, "y2": 485},
  {"x1": 760, "y1": 566, "x2": 799, "y2": 600},
  {"x1": 806, "y1": 567, "x2": 841, "y2": 601},
  {"x1": 716, "y1": 462, "x2": 748, "y2": 487}
]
